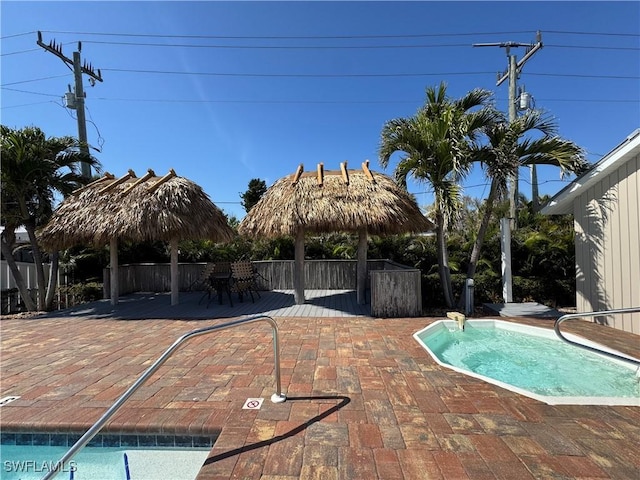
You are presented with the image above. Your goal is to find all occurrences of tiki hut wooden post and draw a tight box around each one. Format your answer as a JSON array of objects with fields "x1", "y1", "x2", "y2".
[
  {"x1": 170, "y1": 237, "x2": 179, "y2": 306},
  {"x1": 294, "y1": 228, "x2": 306, "y2": 304},
  {"x1": 356, "y1": 227, "x2": 368, "y2": 305},
  {"x1": 238, "y1": 161, "x2": 432, "y2": 306},
  {"x1": 110, "y1": 238, "x2": 119, "y2": 306},
  {"x1": 38, "y1": 169, "x2": 234, "y2": 307}
]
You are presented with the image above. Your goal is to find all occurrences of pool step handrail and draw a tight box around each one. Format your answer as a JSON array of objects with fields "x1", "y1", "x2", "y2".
[
  {"x1": 42, "y1": 314, "x2": 286, "y2": 480},
  {"x1": 554, "y1": 307, "x2": 640, "y2": 367}
]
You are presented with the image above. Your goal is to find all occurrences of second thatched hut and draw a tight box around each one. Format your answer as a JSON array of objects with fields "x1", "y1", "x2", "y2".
[
  {"x1": 239, "y1": 161, "x2": 433, "y2": 304},
  {"x1": 39, "y1": 169, "x2": 234, "y2": 306}
]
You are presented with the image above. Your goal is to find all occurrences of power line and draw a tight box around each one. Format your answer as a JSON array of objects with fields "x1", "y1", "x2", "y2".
[
  {"x1": 97, "y1": 67, "x2": 639, "y2": 80},
  {"x1": 5, "y1": 29, "x2": 636, "y2": 44},
  {"x1": 410, "y1": 178, "x2": 576, "y2": 197},
  {"x1": 535, "y1": 98, "x2": 638, "y2": 104},
  {"x1": 84, "y1": 104, "x2": 105, "y2": 151},
  {"x1": 0, "y1": 31, "x2": 36, "y2": 40},
  {"x1": 83, "y1": 40, "x2": 473, "y2": 50},
  {"x1": 1, "y1": 74, "x2": 71, "y2": 86},
  {"x1": 76, "y1": 40, "x2": 640, "y2": 51},
  {"x1": 93, "y1": 97, "x2": 421, "y2": 104},
  {"x1": 96, "y1": 96, "x2": 639, "y2": 105},
  {"x1": 545, "y1": 30, "x2": 640, "y2": 37},
  {"x1": 546, "y1": 44, "x2": 640, "y2": 51},
  {"x1": 3, "y1": 86, "x2": 636, "y2": 106},
  {"x1": 4, "y1": 42, "x2": 636, "y2": 57},
  {"x1": 0, "y1": 48, "x2": 41, "y2": 56},
  {"x1": 1, "y1": 100, "x2": 55, "y2": 109},
  {"x1": 1, "y1": 86, "x2": 62, "y2": 97},
  {"x1": 527, "y1": 72, "x2": 639, "y2": 80},
  {"x1": 40, "y1": 30, "x2": 540, "y2": 40},
  {"x1": 38, "y1": 29, "x2": 640, "y2": 39},
  {"x1": 100, "y1": 68, "x2": 496, "y2": 78}
]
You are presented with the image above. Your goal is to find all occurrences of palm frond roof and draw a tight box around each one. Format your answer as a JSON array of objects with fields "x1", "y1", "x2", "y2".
[
  {"x1": 239, "y1": 161, "x2": 433, "y2": 238},
  {"x1": 38, "y1": 169, "x2": 234, "y2": 250}
]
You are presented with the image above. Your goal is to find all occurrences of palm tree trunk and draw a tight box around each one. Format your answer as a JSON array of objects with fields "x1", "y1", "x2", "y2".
[
  {"x1": 457, "y1": 180, "x2": 500, "y2": 310},
  {"x1": 435, "y1": 212, "x2": 455, "y2": 308},
  {"x1": 467, "y1": 180, "x2": 499, "y2": 280},
  {"x1": 23, "y1": 220, "x2": 46, "y2": 310},
  {"x1": 45, "y1": 251, "x2": 59, "y2": 310},
  {"x1": 0, "y1": 235, "x2": 38, "y2": 311}
]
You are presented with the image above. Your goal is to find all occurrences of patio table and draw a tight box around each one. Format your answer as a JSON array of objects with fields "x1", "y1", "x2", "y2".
[{"x1": 208, "y1": 271, "x2": 233, "y2": 307}]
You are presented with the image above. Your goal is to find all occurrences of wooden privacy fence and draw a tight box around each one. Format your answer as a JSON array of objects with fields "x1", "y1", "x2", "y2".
[
  {"x1": 103, "y1": 259, "x2": 423, "y2": 317},
  {"x1": 102, "y1": 263, "x2": 203, "y2": 297}
]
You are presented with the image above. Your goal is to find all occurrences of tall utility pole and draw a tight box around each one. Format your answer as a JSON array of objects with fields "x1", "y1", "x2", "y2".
[
  {"x1": 37, "y1": 31, "x2": 103, "y2": 179},
  {"x1": 473, "y1": 31, "x2": 543, "y2": 303},
  {"x1": 474, "y1": 32, "x2": 543, "y2": 227}
]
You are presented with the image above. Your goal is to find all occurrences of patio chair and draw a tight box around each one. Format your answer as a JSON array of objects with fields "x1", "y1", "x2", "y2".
[
  {"x1": 192, "y1": 263, "x2": 216, "y2": 295},
  {"x1": 230, "y1": 261, "x2": 261, "y2": 303}
]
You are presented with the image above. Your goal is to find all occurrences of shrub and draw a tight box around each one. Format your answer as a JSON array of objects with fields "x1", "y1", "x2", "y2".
[{"x1": 57, "y1": 282, "x2": 103, "y2": 307}]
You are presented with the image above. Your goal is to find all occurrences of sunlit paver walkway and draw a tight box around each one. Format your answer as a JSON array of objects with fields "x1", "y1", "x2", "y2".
[{"x1": 1, "y1": 295, "x2": 639, "y2": 479}]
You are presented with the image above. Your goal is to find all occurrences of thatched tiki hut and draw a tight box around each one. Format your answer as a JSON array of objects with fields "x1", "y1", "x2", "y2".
[
  {"x1": 38, "y1": 169, "x2": 234, "y2": 306},
  {"x1": 239, "y1": 161, "x2": 432, "y2": 305}
]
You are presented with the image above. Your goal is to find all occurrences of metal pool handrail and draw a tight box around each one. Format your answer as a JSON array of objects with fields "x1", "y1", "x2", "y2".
[
  {"x1": 42, "y1": 314, "x2": 287, "y2": 480},
  {"x1": 554, "y1": 307, "x2": 640, "y2": 367}
]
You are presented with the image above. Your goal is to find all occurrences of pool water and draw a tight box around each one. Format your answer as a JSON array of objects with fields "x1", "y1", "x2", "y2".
[
  {"x1": 0, "y1": 445, "x2": 210, "y2": 480},
  {"x1": 414, "y1": 319, "x2": 640, "y2": 405}
]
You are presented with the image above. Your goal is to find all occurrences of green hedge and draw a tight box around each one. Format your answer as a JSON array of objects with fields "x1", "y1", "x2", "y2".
[{"x1": 58, "y1": 282, "x2": 103, "y2": 305}]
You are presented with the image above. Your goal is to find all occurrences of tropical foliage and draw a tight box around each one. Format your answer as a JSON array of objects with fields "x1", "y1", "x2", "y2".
[
  {"x1": 463, "y1": 109, "x2": 588, "y2": 302},
  {"x1": 379, "y1": 82, "x2": 498, "y2": 307},
  {"x1": 46, "y1": 196, "x2": 577, "y2": 311},
  {"x1": 240, "y1": 178, "x2": 267, "y2": 213},
  {"x1": 1, "y1": 125, "x2": 100, "y2": 311},
  {"x1": 3, "y1": 77, "x2": 588, "y2": 315}
]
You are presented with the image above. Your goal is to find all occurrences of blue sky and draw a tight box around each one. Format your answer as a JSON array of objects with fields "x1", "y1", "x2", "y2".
[{"x1": 2, "y1": 1, "x2": 638, "y2": 221}]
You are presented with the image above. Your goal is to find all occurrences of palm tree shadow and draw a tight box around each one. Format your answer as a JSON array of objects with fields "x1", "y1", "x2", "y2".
[
  {"x1": 576, "y1": 189, "x2": 616, "y2": 325},
  {"x1": 202, "y1": 395, "x2": 350, "y2": 466}
]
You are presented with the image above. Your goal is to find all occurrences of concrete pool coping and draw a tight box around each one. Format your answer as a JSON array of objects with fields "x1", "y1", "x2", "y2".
[
  {"x1": 1, "y1": 311, "x2": 639, "y2": 479},
  {"x1": 413, "y1": 319, "x2": 640, "y2": 407}
]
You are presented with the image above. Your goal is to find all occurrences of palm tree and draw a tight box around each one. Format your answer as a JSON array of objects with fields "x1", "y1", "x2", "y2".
[
  {"x1": 1, "y1": 125, "x2": 101, "y2": 311},
  {"x1": 379, "y1": 82, "x2": 498, "y2": 307},
  {"x1": 464, "y1": 110, "x2": 588, "y2": 291}
]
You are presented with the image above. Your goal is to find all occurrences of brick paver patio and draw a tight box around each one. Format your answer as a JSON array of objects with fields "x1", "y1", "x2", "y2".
[{"x1": 1, "y1": 296, "x2": 639, "y2": 479}]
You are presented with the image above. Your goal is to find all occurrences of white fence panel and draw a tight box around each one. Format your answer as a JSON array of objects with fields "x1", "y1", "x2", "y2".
[{"x1": 1, "y1": 261, "x2": 53, "y2": 290}]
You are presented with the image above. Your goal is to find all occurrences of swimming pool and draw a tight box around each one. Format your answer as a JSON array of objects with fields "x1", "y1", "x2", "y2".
[
  {"x1": 0, "y1": 433, "x2": 214, "y2": 480},
  {"x1": 414, "y1": 319, "x2": 640, "y2": 406},
  {"x1": 0, "y1": 445, "x2": 210, "y2": 480}
]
